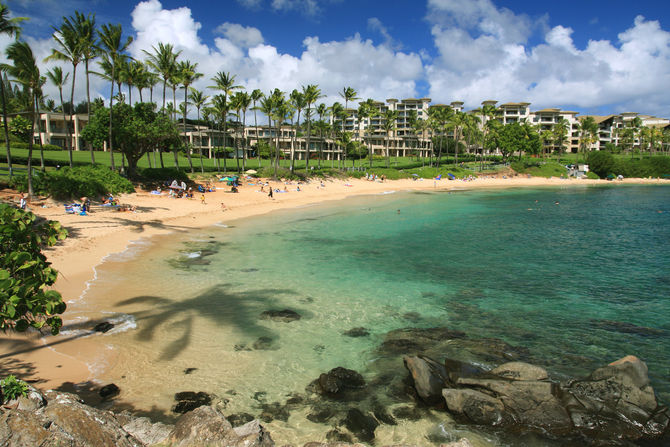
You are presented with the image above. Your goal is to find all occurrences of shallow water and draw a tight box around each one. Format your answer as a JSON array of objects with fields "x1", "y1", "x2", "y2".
[{"x1": 66, "y1": 184, "x2": 670, "y2": 446}]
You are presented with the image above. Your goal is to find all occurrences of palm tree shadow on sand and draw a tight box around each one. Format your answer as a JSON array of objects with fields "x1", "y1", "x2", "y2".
[{"x1": 115, "y1": 284, "x2": 304, "y2": 361}]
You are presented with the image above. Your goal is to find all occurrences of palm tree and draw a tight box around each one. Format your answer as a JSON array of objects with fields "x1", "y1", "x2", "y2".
[
  {"x1": 381, "y1": 109, "x2": 398, "y2": 168},
  {"x1": 302, "y1": 84, "x2": 322, "y2": 172},
  {"x1": 3, "y1": 41, "x2": 41, "y2": 197},
  {"x1": 329, "y1": 101, "x2": 345, "y2": 167},
  {"x1": 258, "y1": 94, "x2": 275, "y2": 172},
  {"x1": 357, "y1": 99, "x2": 377, "y2": 167},
  {"x1": 316, "y1": 103, "x2": 328, "y2": 168},
  {"x1": 235, "y1": 91, "x2": 251, "y2": 171},
  {"x1": 0, "y1": 3, "x2": 26, "y2": 178},
  {"x1": 143, "y1": 42, "x2": 181, "y2": 113},
  {"x1": 288, "y1": 89, "x2": 304, "y2": 172},
  {"x1": 177, "y1": 60, "x2": 202, "y2": 173},
  {"x1": 209, "y1": 71, "x2": 241, "y2": 169},
  {"x1": 250, "y1": 89, "x2": 263, "y2": 167},
  {"x1": 46, "y1": 15, "x2": 84, "y2": 167},
  {"x1": 97, "y1": 22, "x2": 132, "y2": 171},
  {"x1": 448, "y1": 111, "x2": 467, "y2": 165},
  {"x1": 146, "y1": 69, "x2": 159, "y2": 104},
  {"x1": 209, "y1": 94, "x2": 229, "y2": 173},
  {"x1": 46, "y1": 66, "x2": 69, "y2": 155},
  {"x1": 70, "y1": 11, "x2": 97, "y2": 164},
  {"x1": 553, "y1": 118, "x2": 569, "y2": 158},
  {"x1": 189, "y1": 88, "x2": 208, "y2": 173}
]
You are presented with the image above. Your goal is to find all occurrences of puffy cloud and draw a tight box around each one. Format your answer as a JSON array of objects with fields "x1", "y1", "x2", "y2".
[
  {"x1": 215, "y1": 23, "x2": 264, "y2": 48},
  {"x1": 426, "y1": 0, "x2": 670, "y2": 117}
]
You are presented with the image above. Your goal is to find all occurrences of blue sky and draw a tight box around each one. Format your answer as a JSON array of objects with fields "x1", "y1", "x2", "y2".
[{"x1": 4, "y1": 0, "x2": 670, "y2": 118}]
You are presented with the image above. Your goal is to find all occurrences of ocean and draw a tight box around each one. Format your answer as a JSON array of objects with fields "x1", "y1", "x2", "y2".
[{"x1": 67, "y1": 184, "x2": 670, "y2": 446}]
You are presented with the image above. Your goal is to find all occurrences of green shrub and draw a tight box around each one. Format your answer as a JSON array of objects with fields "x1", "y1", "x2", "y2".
[
  {"x1": 138, "y1": 167, "x2": 189, "y2": 182},
  {"x1": 586, "y1": 171, "x2": 600, "y2": 179},
  {"x1": 587, "y1": 151, "x2": 616, "y2": 178},
  {"x1": 1, "y1": 375, "x2": 29, "y2": 402},
  {"x1": 42, "y1": 144, "x2": 63, "y2": 151},
  {"x1": 9, "y1": 165, "x2": 134, "y2": 199}
]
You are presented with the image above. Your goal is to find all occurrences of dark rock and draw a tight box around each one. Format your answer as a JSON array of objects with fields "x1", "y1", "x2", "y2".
[
  {"x1": 232, "y1": 419, "x2": 274, "y2": 447},
  {"x1": 259, "y1": 309, "x2": 301, "y2": 322},
  {"x1": 440, "y1": 355, "x2": 670, "y2": 443},
  {"x1": 379, "y1": 327, "x2": 467, "y2": 355},
  {"x1": 172, "y1": 391, "x2": 212, "y2": 414},
  {"x1": 93, "y1": 321, "x2": 114, "y2": 333},
  {"x1": 325, "y1": 428, "x2": 354, "y2": 442},
  {"x1": 227, "y1": 413, "x2": 255, "y2": 427},
  {"x1": 342, "y1": 408, "x2": 378, "y2": 442},
  {"x1": 259, "y1": 401, "x2": 290, "y2": 423},
  {"x1": 253, "y1": 391, "x2": 267, "y2": 403},
  {"x1": 371, "y1": 403, "x2": 397, "y2": 425},
  {"x1": 444, "y1": 358, "x2": 485, "y2": 385},
  {"x1": 183, "y1": 367, "x2": 197, "y2": 374},
  {"x1": 253, "y1": 336, "x2": 278, "y2": 350},
  {"x1": 561, "y1": 355, "x2": 670, "y2": 441},
  {"x1": 343, "y1": 327, "x2": 370, "y2": 337},
  {"x1": 234, "y1": 344, "x2": 252, "y2": 351},
  {"x1": 99, "y1": 383, "x2": 120, "y2": 400},
  {"x1": 404, "y1": 355, "x2": 448, "y2": 406},
  {"x1": 315, "y1": 367, "x2": 365, "y2": 397},
  {"x1": 306, "y1": 406, "x2": 336, "y2": 423},
  {"x1": 402, "y1": 311, "x2": 422, "y2": 322}
]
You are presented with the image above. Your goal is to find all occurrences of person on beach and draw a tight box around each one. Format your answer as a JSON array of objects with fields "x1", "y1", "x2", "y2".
[
  {"x1": 268, "y1": 188, "x2": 273, "y2": 199},
  {"x1": 19, "y1": 194, "x2": 26, "y2": 210},
  {"x1": 201, "y1": 194, "x2": 206, "y2": 204}
]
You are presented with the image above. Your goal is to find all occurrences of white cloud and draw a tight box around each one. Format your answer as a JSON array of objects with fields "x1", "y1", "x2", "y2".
[
  {"x1": 215, "y1": 23, "x2": 264, "y2": 48},
  {"x1": 425, "y1": 0, "x2": 670, "y2": 117}
]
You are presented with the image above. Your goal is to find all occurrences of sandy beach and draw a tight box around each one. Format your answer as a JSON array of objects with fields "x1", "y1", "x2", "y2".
[{"x1": 1, "y1": 174, "x2": 667, "y2": 394}]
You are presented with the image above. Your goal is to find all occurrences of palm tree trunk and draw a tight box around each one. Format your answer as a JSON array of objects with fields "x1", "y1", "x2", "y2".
[
  {"x1": 305, "y1": 108, "x2": 312, "y2": 172},
  {"x1": 27, "y1": 96, "x2": 36, "y2": 198},
  {"x1": 242, "y1": 111, "x2": 247, "y2": 172},
  {"x1": 35, "y1": 102, "x2": 45, "y2": 171},
  {"x1": 183, "y1": 87, "x2": 193, "y2": 173},
  {"x1": 1, "y1": 76, "x2": 13, "y2": 178},
  {"x1": 85, "y1": 59, "x2": 95, "y2": 164},
  {"x1": 197, "y1": 108, "x2": 204, "y2": 174},
  {"x1": 109, "y1": 64, "x2": 116, "y2": 171},
  {"x1": 67, "y1": 63, "x2": 77, "y2": 168}
]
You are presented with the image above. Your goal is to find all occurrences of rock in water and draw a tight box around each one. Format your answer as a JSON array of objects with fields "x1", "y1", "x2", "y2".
[
  {"x1": 99, "y1": 383, "x2": 120, "y2": 400},
  {"x1": 314, "y1": 367, "x2": 365, "y2": 396},
  {"x1": 259, "y1": 309, "x2": 301, "y2": 322},
  {"x1": 172, "y1": 391, "x2": 212, "y2": 414},
  {"x1": 343, "y1": 408, "x2": 378, "y2": 442},
  {"x1": 403, "y1": 355, "x2": 448, "y2": 406},
  {"x1": 93, "y1": 321, "x2": 114, "y2": 333},
  {"x1": 343, "y1": 327, "x2": 370, "y2": 337}
]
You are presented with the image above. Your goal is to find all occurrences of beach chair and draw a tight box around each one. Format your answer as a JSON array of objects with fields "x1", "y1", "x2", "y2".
[{"x1": 435, "y1": 174, "x2": 442, "y2": 180}]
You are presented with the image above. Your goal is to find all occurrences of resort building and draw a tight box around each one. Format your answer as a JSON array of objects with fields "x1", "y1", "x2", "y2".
[{"x1": 18, "y1": 99, "x2": 670, "y2": 161}]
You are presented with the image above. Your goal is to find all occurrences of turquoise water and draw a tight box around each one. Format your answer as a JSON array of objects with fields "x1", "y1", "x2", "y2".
[{"x1": 77, "y1": 184, "x2": 670, "y2": 445}]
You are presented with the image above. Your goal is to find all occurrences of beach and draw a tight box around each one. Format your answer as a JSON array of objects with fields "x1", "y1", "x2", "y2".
[{"x1": 0, "y1": 174, "x2": 667, "y2": 395}]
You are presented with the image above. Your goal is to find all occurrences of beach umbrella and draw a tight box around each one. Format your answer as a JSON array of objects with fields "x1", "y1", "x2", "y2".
[
  {"x1": 411, "y1": 174, "x2": 419, "y2": 177},
  {"x1": 245, "y1": 169, "x2": 257, "y2": 174}
]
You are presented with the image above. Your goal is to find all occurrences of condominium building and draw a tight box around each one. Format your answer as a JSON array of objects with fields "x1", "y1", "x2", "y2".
[{"x1": 20, "y1": 100, "x2": 669, "y2": 161}]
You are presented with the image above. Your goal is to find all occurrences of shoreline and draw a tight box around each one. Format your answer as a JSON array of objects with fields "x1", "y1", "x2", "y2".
[{"x1": 1, "y1": 175, "x2": 668, "y2": 392}]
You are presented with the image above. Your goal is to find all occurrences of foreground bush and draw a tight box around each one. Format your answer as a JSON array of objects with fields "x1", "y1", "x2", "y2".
[
  {"x1": 10, "y1": 165, "x2": 135, "y2": 200},
  {"x1": 0, "y1": 205, "x2": 67, "y2": 335}
]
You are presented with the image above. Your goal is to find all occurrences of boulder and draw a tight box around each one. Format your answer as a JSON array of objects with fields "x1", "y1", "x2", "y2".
[
  {"x1": 259, "y1": 309, "x2": 301, "y2": 322},
  {"x1": 314, "y1": 367, "x2": 366, "y2": 397},
  {"x1": 343, "y1": 327, "x2": 370, "y2": 337},
  {"x1": 342, "y1": 408, "x2": 378, "y2": 443},
  {"x1": 442, "y1": 438, "x2": 475, "y2": 447},
  {"x1": 121, "y1": 415, "x2": 172, "y2": 446},
  {"x1": 94, "y1": 321, "x2": 115, "y2": 333},
  {"x1": 561, "y1": 355, "x2": 670, "y2": 440},
  {"x1": 403, "y1": 355, "x2": 448, "y2": 406},
  {"x1": 172, "y1": 391, "x2": 212, "y2": 414},
  {"x1": 442, "y1": 388, "x2": 506, "y2": 426},
  {"x1": 439, "y1": 355, "x2": 670, "y2": 443},
  {"x1": 490, "y1": 362, "x2": 548, "y2": 381},
  {"x1": 99, "y1": 383, "x2": 120, "y2": 400}
]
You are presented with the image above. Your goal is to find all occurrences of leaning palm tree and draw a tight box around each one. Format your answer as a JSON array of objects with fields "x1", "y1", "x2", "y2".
[
  {"x1": 3, "y1": 41, "x2": 41, "y2": 197},
  {"x1": 178, "y1": 60, "x2": 202, "y2": 173},
  {"x1": 235, "y1": 91, "x2": 251, "y2": 171},
  {"x1": 316, "y1": 103, "x2": 328, "y2": 168},
  {"x1": 189, "y1": 88, "x2": 208, "y2": 173},
  {"x1": 46, "y1": 15, "x2": 84, "y2": 167},
  {"x1": 302, "y1": 84, "x2": 322, "y2": 172},
  {"x1": 96, "y1": 23, "x2": 132, "y2": 171},
  {"x1": 143, "y1": 42, "x2": 181, "y2": 113},
  {"x1": 288, "y1": 89, "x2": 304, "y2": 172},
  {"x1": 0, "y1": 2, "x2": 26, "y2": 178},
  {"x1": 329, "y1": 101, "x2": 345, "y2": 167},
  {"x1": 209, "y1": 71, "x2": 241, "y2": 166},
  {"x1": 46, "y1": 66, "x2": 69, "y2": 155}
]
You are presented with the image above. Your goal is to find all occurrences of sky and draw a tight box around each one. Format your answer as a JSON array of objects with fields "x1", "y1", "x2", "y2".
[{"x1": 3, "y1": 0, "x2": 670, "y2": 119}]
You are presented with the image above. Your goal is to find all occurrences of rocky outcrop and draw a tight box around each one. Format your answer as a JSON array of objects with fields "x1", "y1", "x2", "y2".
[
  {"x1": 311, "y1": 367, "x2": 366, "y2": 398},
  {"x1": 0, "y1": 387, "x2": 273, "y2": 447},
  {"x1": 259, "y1": 309, "x2": 301, "y2": 322},
  {"x1": 404, "y1": 355, "x2": 670, "y2": 444}
]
